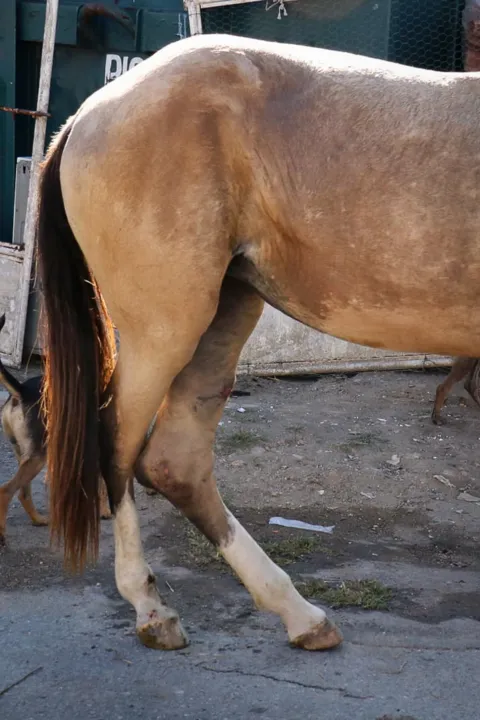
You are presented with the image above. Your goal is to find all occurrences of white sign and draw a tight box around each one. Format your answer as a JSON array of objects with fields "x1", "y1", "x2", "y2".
[{"x1": 104, "y1": 54, "x2": 144, "y2": 84}]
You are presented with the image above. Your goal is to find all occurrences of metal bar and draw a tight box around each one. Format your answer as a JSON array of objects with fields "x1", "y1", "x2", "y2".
[
  {"x1": 0, "y1": 0, "x2": 16, "y2": 246},
  {"x1": 237, "y1": 355, "x2": 454, "y2": 377},
  {"x1": 12, "y1": 0, "x2": 59, "y2": 367},
  {"x1": 0, "y1": 105, "x2": 51, "y2": 119},
  {"x1": 186, "y1": 0, "x2": 297, "y2": 8}
]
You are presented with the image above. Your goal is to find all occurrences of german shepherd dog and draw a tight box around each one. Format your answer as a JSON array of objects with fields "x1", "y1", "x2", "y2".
[{"x1": 0, "y1": 315, "x2": 111, "y2": 544}]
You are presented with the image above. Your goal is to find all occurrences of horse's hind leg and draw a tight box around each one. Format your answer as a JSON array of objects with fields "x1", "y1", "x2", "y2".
[
  {"x1": 432, "y1": 357, "x2": 476, "y2": 425},
  {"x1": 463, "y1": 359, "x2": 480, "y2": 408},
  {"x1": 101, "y1": 288, "x2": 221, "y2": 650},
  {"x1": 136, "y1": 277, "x2": 342, "y2": 651}
]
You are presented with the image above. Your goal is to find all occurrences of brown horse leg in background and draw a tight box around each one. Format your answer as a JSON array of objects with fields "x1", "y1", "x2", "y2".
[
  {"x1": 135, "y1": 276, "x2": 341, "y2": 649},
  {"x1": 464, "y1": 359, "x2": 480, "y2": 408},
  {"x1": 432, "y1": 357, "x2": 478, "y2": 424}
]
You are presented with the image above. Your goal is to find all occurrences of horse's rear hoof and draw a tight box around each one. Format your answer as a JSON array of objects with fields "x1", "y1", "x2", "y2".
[
  {"x1": 431, "y1": 410, "x2": 443, "y2": 426},
  {"x1": 136, "y1": 613, "x2": 189, "y2": 650},
  {"x1": 290, "y1": 617, "x2": 343, "y2": 651}
]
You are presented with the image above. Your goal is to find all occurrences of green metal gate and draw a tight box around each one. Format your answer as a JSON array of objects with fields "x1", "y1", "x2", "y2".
[{"x1": 1, "y1": 0, "x2": 188, "y2": 247}]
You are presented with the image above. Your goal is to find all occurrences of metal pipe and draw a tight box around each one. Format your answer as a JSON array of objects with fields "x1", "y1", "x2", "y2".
[{"x1": 237, "y1": 355, "x2": 454, "y2": 377}]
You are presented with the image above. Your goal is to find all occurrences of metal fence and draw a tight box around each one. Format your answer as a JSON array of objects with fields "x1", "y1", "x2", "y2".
[{"x1": 186, "y1": 0, "x2": 465, "y2": 72}]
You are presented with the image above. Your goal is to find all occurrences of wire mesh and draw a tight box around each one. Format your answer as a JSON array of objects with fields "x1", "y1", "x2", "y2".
[{"x1": 198, "y1": 0, "x2": 466, "y2": 72}]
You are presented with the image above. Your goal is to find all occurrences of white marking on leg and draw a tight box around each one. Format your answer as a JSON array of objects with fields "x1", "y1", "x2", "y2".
[
  {"x1": 220, "y1": 513, "x2": 328, "y2": 642},
  {"x1": 114, "y1": 491, "x2": 173, "y2": 624}
]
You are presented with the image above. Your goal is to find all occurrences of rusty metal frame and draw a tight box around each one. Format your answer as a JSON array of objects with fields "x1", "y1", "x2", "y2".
[
  {"x1": 0, "y1": 105, "x2": 51, "y2": 119},
  {"x1": 183, "y1": 0, "x2": 297, "y2": 34}
]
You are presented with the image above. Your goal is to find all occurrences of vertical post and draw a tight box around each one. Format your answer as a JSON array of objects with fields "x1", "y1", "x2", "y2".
[
  {"x1": 13, "y1": 0, "x2": 59, "y2": 366},
  {"x1": 0, "y1": 0, "x2": 17, "y2": 246},
  {"x1": 185, "y1": 1, "x2": 204, "y2": 35}
]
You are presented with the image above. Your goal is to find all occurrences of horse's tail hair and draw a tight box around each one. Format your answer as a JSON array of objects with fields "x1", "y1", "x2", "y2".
[{"x1": 37, "y1": 118, "x2": 116, "y2": 572}]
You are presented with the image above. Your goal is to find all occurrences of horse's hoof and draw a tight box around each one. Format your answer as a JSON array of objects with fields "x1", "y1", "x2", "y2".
[
  {"x1": 290, "y1": 617, "x2": 343, "y2": 651},
  {"x1": 0, "y1": 533, "x2": 5, "y2": 547},
  {"x1": 431, "y1": 412, "x2": 443, "y2": 426},
  {"x1": 100, "y1": 509, "x2": 112, "y2": 520},
  {"x1": 145, "y1": 487, "x2": 159, "y2": 496},
  {"x1": 136, "y1": 613, "x2": 189, "y2": 650},
  {"x1": 31, "y1": 514, "x2": 48, "y2": 527}
]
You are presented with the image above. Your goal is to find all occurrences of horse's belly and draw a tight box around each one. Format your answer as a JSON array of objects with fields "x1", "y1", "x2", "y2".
[
  {"x1": 321, "y1": 305, "x2": 480, "y2": 357},
  {"x1": 229, "y1": 253, "x2": 480, "y2": 357}
]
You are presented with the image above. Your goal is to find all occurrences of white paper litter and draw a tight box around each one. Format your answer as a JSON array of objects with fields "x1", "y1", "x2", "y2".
[{"x1": 269, "y1": 517, "x2": 335, "y2": 534}]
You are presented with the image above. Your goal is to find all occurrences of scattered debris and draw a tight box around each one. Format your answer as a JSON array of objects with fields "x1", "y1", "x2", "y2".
[
  {"x1": 457, "y1": 491, "x2": 480, "y2": 504},
  {"x1": 360, "y1": 491, "x2": 376, "y2": 499},
  {"x1": 386, "y1": 454, "x2": 401, "y2": 467},
  {"x1": 269, "y1": 517, "x2": 335, "y2": 534},
  {"x1": 237, "y1": 407, "x2": 246, "y2": 413},
  {"x1": 434, "y1": 474, "x2": 455, "y2": 489},
  {"x1": 113, "y1": 650, "x2": 133, "y2": 666}
]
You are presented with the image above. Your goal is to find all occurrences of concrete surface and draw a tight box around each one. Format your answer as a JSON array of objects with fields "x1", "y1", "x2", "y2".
[{"x1": 1, "y1": 368, "x2": 480, "y2": 720}]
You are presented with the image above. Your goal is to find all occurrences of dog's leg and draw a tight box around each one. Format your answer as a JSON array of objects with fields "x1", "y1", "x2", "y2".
[
  {"x1": 19, "y1": 480, "x2": 48, "y2": 527},
  {"x1": 0, "y1": 456, "x2": 46, "y2": 543}
]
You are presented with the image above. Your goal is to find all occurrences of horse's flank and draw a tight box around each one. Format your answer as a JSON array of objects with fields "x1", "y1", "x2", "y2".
[{"x1": 61, "y1": 34, "x2": 480, "y2": 359}]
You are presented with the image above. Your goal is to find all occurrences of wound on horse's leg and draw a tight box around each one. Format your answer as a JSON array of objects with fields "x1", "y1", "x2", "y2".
[{"x1": 136, "y1": 278, "x2": 342, "y2": 650}]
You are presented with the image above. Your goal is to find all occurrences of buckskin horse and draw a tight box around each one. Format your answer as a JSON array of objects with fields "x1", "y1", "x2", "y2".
[{"x1": 36, "y1": 34, "x2": 480, "y2": 652}]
